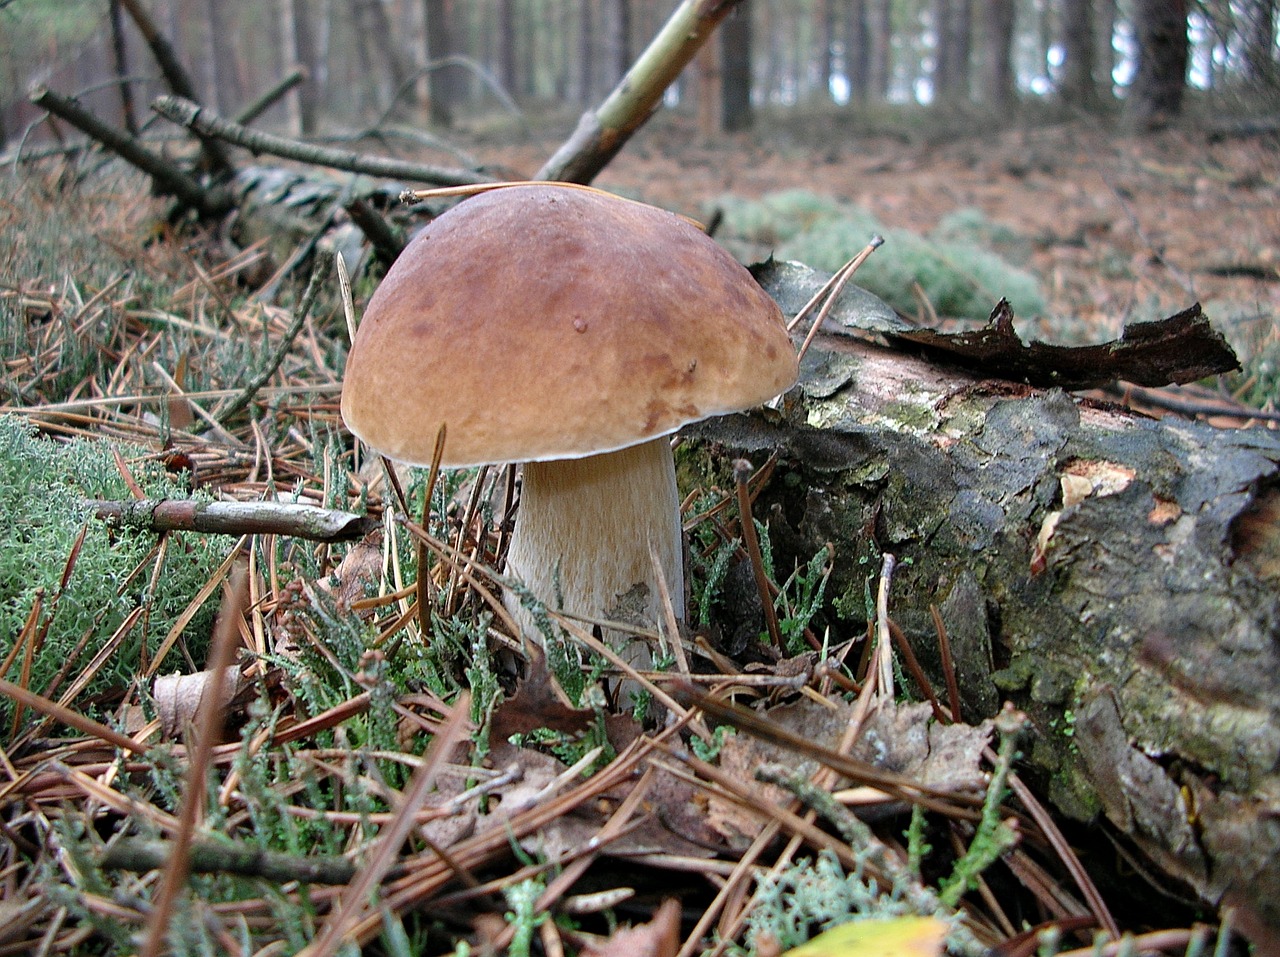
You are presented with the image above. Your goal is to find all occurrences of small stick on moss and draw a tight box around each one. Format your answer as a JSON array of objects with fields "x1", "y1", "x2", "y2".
[
  {"x1": 733, "y1": 458, "x2": 782, "y2": 650},
  {"x1": 214, "y1": 250, "x2": 332, "y2": 427},
  {"x1": 91, "y1": 498, "x2": 379, "y2": 543},
  {"x1": 101, "y1": 836, "x2": 362, "y2": 885}
]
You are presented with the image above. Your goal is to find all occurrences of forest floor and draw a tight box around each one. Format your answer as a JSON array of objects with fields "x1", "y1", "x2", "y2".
[
  {"x1": 3, "y1": 107, "x2": 1280, "y2": 955},
  {"x1": 478, "y1": 109, "x2": 1279, "y2": 384}
]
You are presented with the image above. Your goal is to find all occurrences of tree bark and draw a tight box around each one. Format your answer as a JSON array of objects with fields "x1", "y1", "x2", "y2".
[
  {"x1": 864, "y1": 0, "x2": 892, "y2": 100},
  {"x1": 422, "y1": 0, "x2": 454, "y2": 125},
  {"x1": 688, "y1": 264, "x2": 1280, "y2": 931},
  {"x1": 1059, "y1": 0, "x2": 1097, "y2": 108},
  {"x1": 932, "y1": 0, "x2": 972, "y2": 104},
  {"x1": 1242, "y1": 0, "x2": 1278, "y2": 87},
  {"x1": 720, "y1": 1, "x2": 753, "y2": 132},
  {"x1": 281, "y1": 0, "x2": 321, "y2": 134},
  {"x1": 975, "y1": 0, "x2": 1016, "y2": 108},
  {"x1": 1128, "y1": 0, "x2": 1189, "y2": 126},
  {"x1": 843, "y1": 0, "x2": 869, "y2": 102},
  {"x1": 1093, "y1": 0, "x2": 1117, "y2": 99}
]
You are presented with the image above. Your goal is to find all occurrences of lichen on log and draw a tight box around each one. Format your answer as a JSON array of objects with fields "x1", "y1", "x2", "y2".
[{"x1": 688, "y1": 265, "x2": 1280, "y2": 930}]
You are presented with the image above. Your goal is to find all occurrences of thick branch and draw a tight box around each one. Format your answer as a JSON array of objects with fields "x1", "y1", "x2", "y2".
[
  {"x1": 152, "y1": 95, "x2": 493, "y2": 187},
  {"x1": 28, "y1": 85, "x2": 232, "y2": 218},
  {"x1": 537, "y1": 0, "x2": 743, "y2": 183},
  {"x1": 91, "y1": 499, "x2": 379, "y2": 543}
]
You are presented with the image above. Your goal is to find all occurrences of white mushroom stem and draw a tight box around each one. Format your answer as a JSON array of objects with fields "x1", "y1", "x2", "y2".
[{"x1": 503, "y1": 436, "x2": 685, "y2": 645}]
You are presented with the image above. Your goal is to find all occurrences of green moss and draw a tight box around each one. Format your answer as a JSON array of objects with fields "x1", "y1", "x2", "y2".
[{"x1": 0, "y1": 416, "x2": 230, "y2": 722}]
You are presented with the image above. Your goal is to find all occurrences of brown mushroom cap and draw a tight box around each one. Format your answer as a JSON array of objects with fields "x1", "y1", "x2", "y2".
[{"x1": 341, "y1": 184, "x2": 798, "y2": 467}]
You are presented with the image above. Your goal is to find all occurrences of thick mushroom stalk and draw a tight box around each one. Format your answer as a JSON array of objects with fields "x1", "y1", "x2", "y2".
[{"x1": 503, "y1": 437, "x2": 684, "y2": 650}]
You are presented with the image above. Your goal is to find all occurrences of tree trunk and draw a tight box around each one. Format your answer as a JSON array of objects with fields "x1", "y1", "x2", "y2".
[
  {"x1": 843, "y1": 0, "x2": 869, "y2": 102},
  {"x1": 1059, "y1": 0, "x2": 1097, "y2": 107},
  {"x1": 577, "y1": 0, "x2": 595, "y2": 105},
  {"x1": 1242, "y1": 0, "x2": 1278, "y2": 87},
  {"x1": 818, "y1": 0, "x2": 836, "y2": 100},
  {"x1": 932, "y1": 0, "x2": 972, "y2": 103},
  {"x1": 607, "y1": 0, "x2": 633, "y2": 92},
  {"x1": 282, "y1": 0, "x2": 321, "y2": 134},
  {"x1": 1093, "y1": 0, "x2": 1117, "y2": 99},
  {"x1": 690, "y1": 264, "x2": 1280, "y2": 932},
  {"x1": 720, "y1": 1, "x2": 753, "y2": 132},
  {"x1": 975, "y1": 0, "x2": 1016, "y2": 108},
  {"x1": 1128, "y1": 0, "x2": 1189, "y2": 126},
  {"x1": 496, "y1": 0, "x2": 517, "y2": 100},
  {"x1": 422, "y1": 0, "x2": 454, "y2": 126},
  {"x1": 864, "y1": 0, "x2": 892, "y2": 99},
  {"x1": 202, "y1": 0, "x2": 240, "y2": 113}
]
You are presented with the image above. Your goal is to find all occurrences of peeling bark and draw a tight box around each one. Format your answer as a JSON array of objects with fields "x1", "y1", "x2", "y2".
[{"x1": 688, "y1": 271, "x2": 1280, "y2": 929}]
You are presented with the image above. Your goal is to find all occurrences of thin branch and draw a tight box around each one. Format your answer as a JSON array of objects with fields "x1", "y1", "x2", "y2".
[
  {"x1": 90, "y1": 499, "x2": 379, "y2": 543},
  {"x1": 233, "y1": 66, "x2": 308, "y2": 127},
  {"x1": 537, "y1": 0, "x2": 745, "y2": 184},
  {"x1": 101, "y1": 837, "x2": 359, "y2": 885},
  {"x1": 28, "y1": 85, "x2": 232, "y2": 218},
  {"x1": 213, "y1": 250, "x2": 332, "y2": 426},
  {"x1": 152, "y1": 95, "x2": 494, "y2": 187}
]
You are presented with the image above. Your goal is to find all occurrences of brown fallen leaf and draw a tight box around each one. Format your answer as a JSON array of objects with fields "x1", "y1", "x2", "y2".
[
  {"x1": 709, "y1": 698, "x2": 992, "y2": 848},
  {"x1": 580, "y1": 897, "x2": 681, "y2": 957},
  {"x1": 153, "y1": 665, "x2": 244, "y2": 742}
]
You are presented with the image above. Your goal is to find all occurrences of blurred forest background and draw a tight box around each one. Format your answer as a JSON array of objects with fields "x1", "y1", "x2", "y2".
[{"x1": 2, "y1": 0, "x2": 1277, "y2": 150}]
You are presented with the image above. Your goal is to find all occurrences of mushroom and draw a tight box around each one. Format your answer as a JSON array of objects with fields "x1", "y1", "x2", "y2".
[{"x1": 341, "y1": 184, "x2": 797, "y2": 660}]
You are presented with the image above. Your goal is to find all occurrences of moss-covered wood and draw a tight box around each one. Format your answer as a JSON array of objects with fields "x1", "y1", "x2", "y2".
[{"x1": 687, "y1": 306, "x2": 1280, "y2": 929}]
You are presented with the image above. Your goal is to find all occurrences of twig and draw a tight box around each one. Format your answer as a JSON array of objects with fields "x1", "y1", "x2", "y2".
[
  {"x1": 100, "y1": 836, "x2": 360, "y2": 885},
  {"x1": 536, "y1": 0, "x2": 746, "y2": 184},
  {"x1": 90, "y1": 499, "x2": 379, "y2": 543},
  {"x1": 794, "y1": 236, "x2": 884, "y2": 362},
  {"x1": 0, "y1": 675, "x2": 149, "y2": 754},
  {"x1": 931, "y1": 603, "x2": 964, "y2": 724},
  {"x1": 214, "y1": 250, "x2": 332, "y2": 426},
  {"x1": 27, "y1": 85, "x2": 232, "y2": 218},
  {"x1": 345, "y1": 196, "x2": 405, "y2": 265},
  {"x1": 733, "y1": 458, "x2": 782, "y2": 650},
  {"x1": 233, "y1": 67, "x2": 308, "y2": 127},
  {"x1": 152, "y1": 95, "x2": 493, "y2": 187}
]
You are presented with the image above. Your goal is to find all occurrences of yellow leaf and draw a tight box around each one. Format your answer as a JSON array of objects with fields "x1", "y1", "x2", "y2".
[{"x1": 780, "y1": 916, "x2": 948, "y2": 957}]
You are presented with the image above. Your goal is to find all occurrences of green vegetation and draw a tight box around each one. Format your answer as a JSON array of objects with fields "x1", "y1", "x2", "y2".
[
  {"x1": 713, "y1": 189, "x2": 1046, "y2": 321},
  {"x1": 0, "y1": 415, "x2": 228, "y2": 723}
]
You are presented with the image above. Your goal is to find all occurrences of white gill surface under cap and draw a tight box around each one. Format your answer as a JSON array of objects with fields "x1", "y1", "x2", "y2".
[{"x1": 340, "y1": 184, "x2": 798, "y2": 468}]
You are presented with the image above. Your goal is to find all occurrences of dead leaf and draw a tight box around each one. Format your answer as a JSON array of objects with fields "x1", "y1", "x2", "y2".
[
  {"x1": 709, "y1": 698, "x2": 992, "y2": 848},
  {"x1": 580, "y1": 897, "x2": 681, "y2": 957},
  {"x1": 315, "y1": 530, "x2": 383, "y2": 614},
  {"x1": 153, "y1": 665, "x2": 244, "y2": 741},
  {"x1": 780, "y1": 915, "x2": 947, "y2": 957}
]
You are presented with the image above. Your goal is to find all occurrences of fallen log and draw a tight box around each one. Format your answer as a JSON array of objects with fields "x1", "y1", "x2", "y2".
[{"x1": 688, "y1": 264, "x2": 1280, "y2": 931}]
